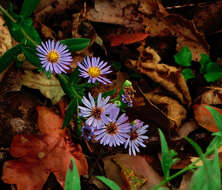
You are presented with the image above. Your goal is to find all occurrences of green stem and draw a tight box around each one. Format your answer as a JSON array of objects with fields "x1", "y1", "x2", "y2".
[
  {"x1": 20, "y1": 28, "x2": 38, "y2": 46},
  {"x1": 0, "y1": 4, "x2": 38, "y2": 47},
  {"x1": 0, "y1": 4, "x2": 16, "y2": 23},
  {"x1": 152, "y1": 158, "x2": 201, "y2": 190}
]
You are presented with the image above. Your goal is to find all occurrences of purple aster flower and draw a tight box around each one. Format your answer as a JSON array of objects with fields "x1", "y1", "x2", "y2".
[
  {"x1": 124, "y1": 119, "x2": 149, "y2": 156},
  {"x1": 78, "y1": 56, "x2": 112, "y2": 84},
  {"x1": 78, "y1": 92, "x2": 113, "y2": 129},
  {"x1": 121, "y1": 94, "x2": 133, "y2": 107},
  {"x1": 36, "y1": 39, "x2": 73, "y2": 74},
  {"x1": 81, "y1": 125, "x2": 94, "y2": 141},
  {"x1": 94, "y1": 107, "x2": 131, "y2": 147}
]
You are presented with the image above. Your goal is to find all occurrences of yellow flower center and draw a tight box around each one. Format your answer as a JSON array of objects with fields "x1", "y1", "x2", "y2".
[
  {"x1": 46, "y1": 51, "x2": 59, "y2": 63},
  {"x1": 88, "y1": 67, "x2": 101, "y2": 78}
]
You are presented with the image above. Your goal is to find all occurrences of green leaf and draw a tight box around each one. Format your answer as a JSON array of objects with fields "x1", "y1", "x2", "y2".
[
  {"x1": 158, "y1": 129, "x2": 178, "y2": 180},
  {"x1": 61, "y1": 38, "x2": 90, "y2": 52},
  {"x1": 204, "y1": 62, "x2": 222, "y2": 82},
  {"x1": 205, "y1": 105, "x2": 222, "y2": 131},
  {"x1": 102, "y1": 89, "x2": 116, "y2": 98},
  {"x1": 200, "y1": 54, "x2": 210, "y2": 73},
  {"x1": 96, "y1": 176, "x2": 121, "y2": 190},
  {"x1": 174, "y1": 46, "x2": 192, "y2": 67},
  {"x1": 65, "y1": 158, "x2": 81, "y2": 190},
  {"x1": 206, "y1": 135, "x2": 222, "y2": 155},
  {"x1": 0, "y1": 44, "x2": 21, "y2": 73},
  {"x1": 182, "y1": 68, "x2": 195, "y2": 80},
  {"x1": 63, "y1": 99, "x2": 77, "y2": 128},
  {"x1": 22, "y1": 46, "x2": 41, "y2": 67},
  {"x1": 20, "y1": 0, "x2": 41, "y2": 18},
  {"x1": 58, "y1": 74, "x2": 76, "y2": 99},
  {"x1": 189, "y1": 165, "x2": 207, "y2": 190}
]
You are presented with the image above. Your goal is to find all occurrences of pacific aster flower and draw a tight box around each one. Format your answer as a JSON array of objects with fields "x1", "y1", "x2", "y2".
[
  {"x1": 125, "y1": 119, "x2": 149, "y2": 156},
  {"x1": 78, "y1": 56, "x2": 112, "y2": 84},
  {"x1": 81, "y1": 125, "x2": 94, "y2": 141},
  {"x1": 94, "y1": 107, "x2": 131, "y2": 147},
  {"x1": 36, "y1": 40, "x2": 72, "y2": 74},
  {"x1": 78, "y1": 93, "x2": 112, "y2": 129},
  {"x1": 121, "y1": 94, "x2": 133, "y2": 107}
]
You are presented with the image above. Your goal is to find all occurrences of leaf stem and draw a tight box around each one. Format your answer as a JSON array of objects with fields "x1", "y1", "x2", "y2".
[
  {"x1": 20, "y1": 27, "x2": 38, "y2": 46},
  {"x1": 152, "y1": 158, "x2": 201, "y2": 190},
  {"x1": 0, "y1": 4, "x2": 16, "y2": 23}
]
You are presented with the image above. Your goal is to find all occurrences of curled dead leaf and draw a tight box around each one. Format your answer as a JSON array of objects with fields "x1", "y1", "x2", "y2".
[
  {"x1": 128, "y1": 46, "x2": 191, "y2": 106},
  {"x1": 193, "y1": 104, "x2": 222, "y2": 132},
  {"x1": 198, "y1": 87, "x2": 222, "y2": 105},
  {"x1": 144, "y1": 91, "x2": 187, "y2": 128}
]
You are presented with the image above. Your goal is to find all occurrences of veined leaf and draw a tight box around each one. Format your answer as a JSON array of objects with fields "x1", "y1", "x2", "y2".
[
  {"x1": 22, "y1": 46, "x2": 41, "y2": 67},
  {"x1": 158, "y1": 129, "x2": 179, "y2": 180},
  {"x1": 96, "y1": 176, "x2": 121, "y2": 190},
  {"x1": 20, "y1": 0, "x2": 41, "y2": 18},
  {"x1": 0, "y1": 44, "x2": 21, "y2": 73},
  {"x1": 63, "y1": 99, "x2": 77, "y2": 128},
  {"x1": 61, "y1": 38, "x2": 90, "y2": 52},
  {"x1": 182, "y1": 68, "x2": 195, "y2": 80},
  {"x1": 204, "y1": 62, "x2": 222, "y2": 82},
  {"x1": 205, "y1": 105, "x2": 222, "y2": 131},
  {"x1": 65, "y1": 158, "x2": 81, "y2": 190},
  {"x1": 174, "y1": 46, "x2": 192, "y2": 67}
]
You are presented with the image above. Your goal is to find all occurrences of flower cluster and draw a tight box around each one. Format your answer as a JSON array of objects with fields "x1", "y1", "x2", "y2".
[{"x1": 78, "y1": 92, "x2": 149, "y2": 156}]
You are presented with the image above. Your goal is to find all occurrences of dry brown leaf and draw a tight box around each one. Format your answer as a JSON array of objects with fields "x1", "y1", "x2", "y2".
[
  {"x1": 144, "y1": 91, "x2": 187, "y2": 128},
  {"x1": 193, "y1": 104, "x2": 222, "y2": 132},
  {"x1": 198, "y1": 87, "x2": 222, "y2": 105},
  {"x1": 178, "y1": 172, "x2": 193, "y2": 190},
  {"x1": 103, "y1": 154, "x2": 164, "y2": 190},
  {"x1": 40, "y1": 23, "x2": 56, "y2": 40},
  {"x1": 22, "y1": 71, "x2": 65, "y2": 104},
  {"x1": 128, "y1": 46, "x2": 191, "y2": 106},
  {"x1": 0, "y1": 15, "x2": 13, "y2": 82}
]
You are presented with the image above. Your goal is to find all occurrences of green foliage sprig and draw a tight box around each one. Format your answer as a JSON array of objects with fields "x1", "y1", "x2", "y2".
[{"x1": 174, "y1": 46, "x2": 222, "y2": 82}]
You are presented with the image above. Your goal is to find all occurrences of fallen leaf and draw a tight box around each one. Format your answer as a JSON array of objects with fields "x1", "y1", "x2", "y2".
[
  {"x1": 128, "y1": 46, "x2": 191, "y2": 106},
  {"x1": 40, "y1": 23, "x2": 56, "y2": 40},
  {"x1": 144, "y1": 91, "x2": 187, "y2": 128},
  {"x1": 193, "y1": 104, "x2": 222, "y2": 132},
  {"x1": 198, "y1": 87, "x2": 222, "y2": 105},
  {"x1": 22, "y1": 70, "x2": 65, "y2": 104},
  {"x1": 109, "y1": 33, "x2": 149, "y2": 47},
  {"x1": 103, "y1": 154, "x2": 163, "y2": 190},
  {"x1": 0, "y1": 15, "x2": 13, "y2": 81},
  {"x1": 2, "y1": 106, "x2": 88, "y2": 190},
  {"x1": 178, "y1": 172, "x2": 193, "y2": 190}
]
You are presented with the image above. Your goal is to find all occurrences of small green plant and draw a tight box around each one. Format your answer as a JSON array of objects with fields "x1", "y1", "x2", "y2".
[
  {"x1": 154, "y1": 107, "x2": 222, "y2": 190},
  {"x1": 174, "y1": 46, "x2": 222, "y2": 82},
  {"x1": 65, "y1": 158, "x2": 121, "y2": 190}
]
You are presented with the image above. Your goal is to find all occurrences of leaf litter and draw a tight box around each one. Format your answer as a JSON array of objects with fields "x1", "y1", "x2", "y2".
[{"x1": 1, "y1": 0, "x2": 222, "y2": 189}]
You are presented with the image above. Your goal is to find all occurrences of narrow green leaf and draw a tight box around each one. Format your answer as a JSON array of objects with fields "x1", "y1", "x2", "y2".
[
  {"x1": 20, "y1": 0, "x2": 41, "y2": 18},
  {"x1": 210, "y1": 151, "x2": 221, "y2": 189},
  {"x1": 204, "y1": 62, "x2": 222, "y2": 82},
  {"x1": 205, "y1": 105, "x2": 222, "y2": 131},
  {"x1": 58, "y1": 74, "x2": 75, "y2": 99},
  {"x1": 96, "y1": 176, "x2": 121, "y2": 190},
  {"x1": 200, "y1": 54, "x2": 210, "y2": 73},
  {"x1": 206, "y1": 136, "x2": 222, "y2": 155},
  {"x1": 174, "y1": 46, "x2": 192, "y2": 67},
  {"x1": 65, "y1": 158, "x2": 81, "y2": 190},
  {"x1": 22, "y1": 46, "x2": 41, "y2": 67},
  {"x1": 189, "y1": 166, "x2": 207, "y2": 190},
  {"x1": 0, "y1": 44, "x2": 21, "y2": 73},
  {"x1": 63, "y1": 99, "x2": 77, "y2": 128},
  {"x1": 158, "y1": 129, "x2": 178, "y2": 179},
  {"x1": 182, "y1": 68, "x2": 195, "y2": 80},
  {"x1": 102, "y1": 89, "x2": 116, "y2": 98},
  {"x1": 61, "y1": 38, "x2": 90, "y2": 52}
]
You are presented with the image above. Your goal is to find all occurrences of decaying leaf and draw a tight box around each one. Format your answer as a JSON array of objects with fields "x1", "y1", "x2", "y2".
[
  {"x1": 109, "y1": 33, "x2": 149, "y2": 47},
  {"x1": 0, "y1": 15, "x2": 13, "y2": 81},
  {"x1": 103, "y1": 154, "x2": 163, "y2": 190},
  {"x1": 178, "y1": 172, "x2": 193, "y2": 190},
  {"x1": 87, "y1": 0, "x2": 209, "y2": 61},
  {"x1": 197, "y1": 87, "x2": 222, "y2": 105},
  {"x1": 22, "y1": 71, "x2": 65, "y2": 104},
  {"x1": 40, "y1": 23, "x2": 56, "y2": 40},
  {"x1": 144, "y1": 91, "x2": 187, "y2": 128},
  {"x1": 193, "y1": 104, "x2": 222, "y2": 132},
  {"x1": 2, "y1": 106, "x2": 88, "y2": 190},
  {"x1": 128, "y1": 46, "x2": 191, "y2": 106}
]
